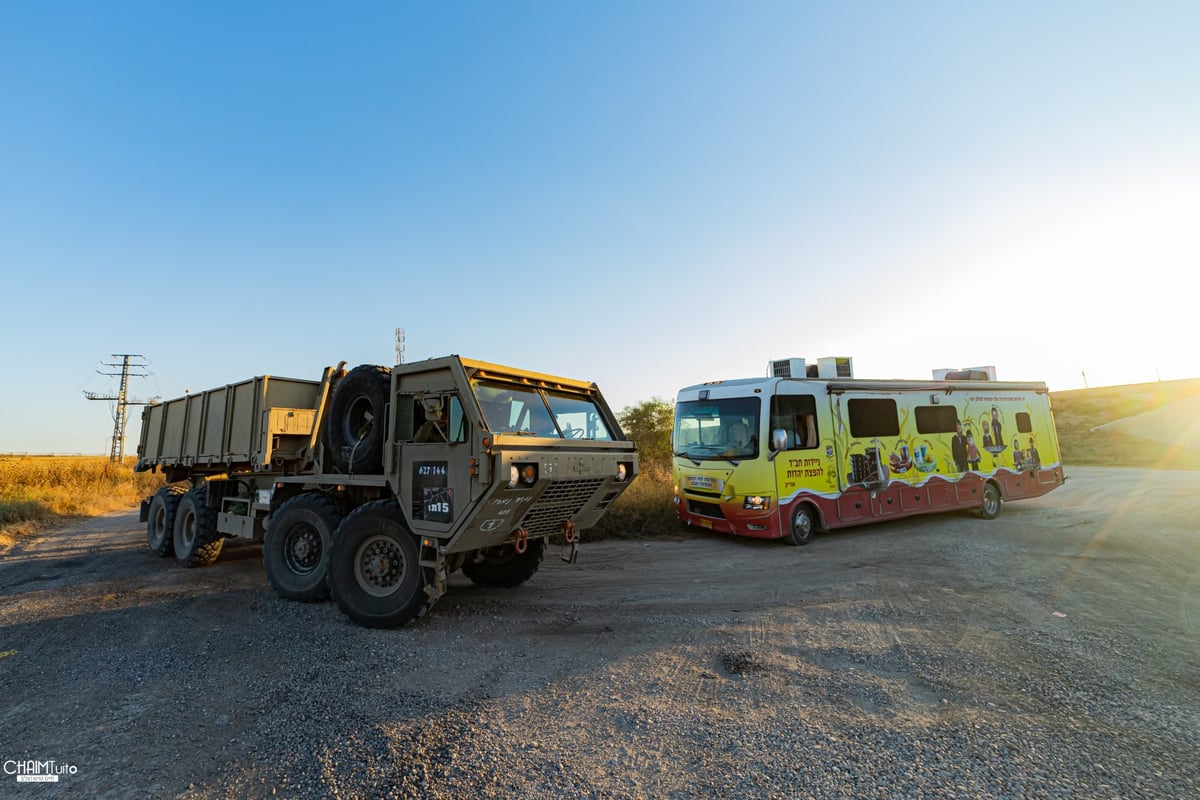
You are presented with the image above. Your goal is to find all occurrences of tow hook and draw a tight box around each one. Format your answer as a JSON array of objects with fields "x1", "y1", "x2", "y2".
[
  {"x1": 514, "y1": 527, "x2": 528, "y2": 554},
  {"x1": 560, "y1": 520, "x2": 578, "y2": 565}
]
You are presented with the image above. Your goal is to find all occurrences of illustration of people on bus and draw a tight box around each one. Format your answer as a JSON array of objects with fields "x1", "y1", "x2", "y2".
[
  {"x1": 952, "y1": 421, "x2": 969, "y2": 472},
  {"x1": 982, "y1": 407, "x2": 1007, "y2": 454},
  {"x1": 1009, "y1": 435, "x2": 1041, "y2": 471},
  {"x1": 966, "y1": 431, "x2": 981, "y2": 471}
]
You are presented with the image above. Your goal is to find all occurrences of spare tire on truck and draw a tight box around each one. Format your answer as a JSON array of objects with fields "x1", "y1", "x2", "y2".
[{"x1": 324, "y1": 364, "x2": 391, "y2": 474}]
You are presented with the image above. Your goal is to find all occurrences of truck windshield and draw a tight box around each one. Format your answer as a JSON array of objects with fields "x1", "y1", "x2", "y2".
[
  {"x1": 472, "y1": 379, "x2": 615, "y2": 440},
  {"x1": 673, "y1": 398, "x2": 761, "y2": 460}
]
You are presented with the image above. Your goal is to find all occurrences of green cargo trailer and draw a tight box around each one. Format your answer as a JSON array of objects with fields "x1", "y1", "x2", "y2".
[{"x1": 137, "y1": 373, "x2": 327, "y2": 475}]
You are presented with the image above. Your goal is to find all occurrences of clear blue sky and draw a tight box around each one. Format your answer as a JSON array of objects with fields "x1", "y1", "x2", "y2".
[{"x1": 2, "y1": 1, "x2": 1197, "y2": 454}]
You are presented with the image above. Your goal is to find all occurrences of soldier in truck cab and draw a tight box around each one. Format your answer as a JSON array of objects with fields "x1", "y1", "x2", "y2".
[{"x1": 415, "y1": 398, "x2": 449, "y2": 443}]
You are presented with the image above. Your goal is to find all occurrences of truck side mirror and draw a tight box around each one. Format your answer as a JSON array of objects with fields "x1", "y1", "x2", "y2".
[{"x1": 771, "y1": 429, "x2": 789, "y2": 452}]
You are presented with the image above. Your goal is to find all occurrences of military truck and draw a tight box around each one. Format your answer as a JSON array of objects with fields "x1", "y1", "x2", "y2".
[{"x1": 135, "y1": 356, "x2": 638, "y2": 628}]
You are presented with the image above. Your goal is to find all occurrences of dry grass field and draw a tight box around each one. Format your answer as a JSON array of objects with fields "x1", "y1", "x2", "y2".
[
  {"x1": 1051, "y1": 377, "x2": 1200, "y2": 470},
  {"x1": 588, "y1": 461, "x2": 676, "y2": 539},
  {"x1": 0, "y1": 455, "x2": 163, "y2": 551}
]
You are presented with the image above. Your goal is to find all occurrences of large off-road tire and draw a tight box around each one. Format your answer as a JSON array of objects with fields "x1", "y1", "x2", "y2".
[
  {"x1": 978, "y1": 483, "x2": 1002, "y2": 520},
  {"x1": 173, "y1": 487, "x2": 224, "y2": 568},
  {"x1": 327, "y1": 500, "x2": 433, "y2": 628},
  {"x1": 324, "y1": 364, "x2": 391, "y2": 474},
  {"x1": 263, "y1": 493, "x2": 342, "y2": 602},
  {"x1": 146, "y1": 484, "x2": 187, "y2": 557},
  {"x1": 785, "y1": 504, "x2": 816, "y2": 546},
  {"x1": 462, "y1": 538, "x2": 547, "y2": 588}
]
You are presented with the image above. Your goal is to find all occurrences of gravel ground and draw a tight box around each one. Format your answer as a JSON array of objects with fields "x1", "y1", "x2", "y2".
[{"x1": 1, "y1": 466, "x2": 1197, "y2": 799}]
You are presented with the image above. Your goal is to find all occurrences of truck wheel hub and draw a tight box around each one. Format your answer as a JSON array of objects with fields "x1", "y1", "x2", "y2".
[
  {"x1": 355, "y1": 536, "x2": 405, "y2": 596},
  {"x1": 284, "y1": 525, "x2": 321, "y2": 572}
]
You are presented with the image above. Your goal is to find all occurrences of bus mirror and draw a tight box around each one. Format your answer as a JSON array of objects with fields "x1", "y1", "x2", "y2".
[{"x1": 771, "y1": 429, "x2": 788, "y2": 451}]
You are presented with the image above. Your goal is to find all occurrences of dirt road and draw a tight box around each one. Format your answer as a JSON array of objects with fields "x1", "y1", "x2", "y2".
[{"x1": 1, "y1": 467, "x2": 1197, "y2": 799}]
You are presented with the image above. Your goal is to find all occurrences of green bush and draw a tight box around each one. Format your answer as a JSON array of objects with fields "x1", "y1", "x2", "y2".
[
  {"x1": 617, "y1": 398, "x2": 674, "y2": 467},
  {"x1": 578, "y1": 398, "x2": 680, "y2": 540}
]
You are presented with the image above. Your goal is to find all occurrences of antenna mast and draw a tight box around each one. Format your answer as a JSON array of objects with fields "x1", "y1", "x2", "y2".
[{"x1": 395, "y1": 328, "x2": 406, "y2": 365}]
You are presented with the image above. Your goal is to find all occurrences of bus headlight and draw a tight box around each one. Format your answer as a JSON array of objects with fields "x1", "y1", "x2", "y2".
[{"x1": 743, "y1": 495, "x2": 771, "y2": 511}]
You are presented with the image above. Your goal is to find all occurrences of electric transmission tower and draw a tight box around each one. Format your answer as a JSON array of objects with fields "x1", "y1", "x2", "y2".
[{"x1": 83, "y1": 354, "x2": 152, "y2": 462}]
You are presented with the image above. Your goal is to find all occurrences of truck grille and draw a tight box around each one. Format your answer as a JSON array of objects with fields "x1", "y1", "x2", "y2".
[{"x1": 519, "y1": 478, "x2": 605, "y2": 535}]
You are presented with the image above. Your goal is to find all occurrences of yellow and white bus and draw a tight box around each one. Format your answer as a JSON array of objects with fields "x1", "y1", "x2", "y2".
[{"x1": 672, "y1": 359, "x2": 1065, "y2": 544}]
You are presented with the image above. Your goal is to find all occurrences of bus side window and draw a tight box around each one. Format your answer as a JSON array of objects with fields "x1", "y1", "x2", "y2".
[{"x1": 770, "y1": 395, "x2": 818, "y2": 450}]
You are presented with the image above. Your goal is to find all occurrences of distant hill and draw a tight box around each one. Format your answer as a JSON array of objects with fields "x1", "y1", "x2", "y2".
[{"x1": 1051, "y1": 378, "x2": 1200, "y2": 470}]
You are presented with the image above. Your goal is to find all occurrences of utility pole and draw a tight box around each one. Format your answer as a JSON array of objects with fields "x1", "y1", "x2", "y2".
[{"x1": 83, "y1": 354, "x2": 152, "y2": 462}]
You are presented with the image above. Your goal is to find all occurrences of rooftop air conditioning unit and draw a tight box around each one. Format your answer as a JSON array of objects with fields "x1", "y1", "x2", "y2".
[
  {"x1": 933, "y1": 365, "x2": 997, "y2": 381},
  {"x1": 817, "y1": 356, "x2": 854, "y2": 378},
  {"x1": 770, "y1": 358, "x2": 806, "y2": 378}
]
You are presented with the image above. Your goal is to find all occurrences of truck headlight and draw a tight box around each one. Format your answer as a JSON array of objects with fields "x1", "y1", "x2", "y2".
[
  {"x1": 509, "y1": 463, "x2": 537, "y2": 487},
  {"x1": 616, "y1": 463, "x2": 627, "y2": 482}
]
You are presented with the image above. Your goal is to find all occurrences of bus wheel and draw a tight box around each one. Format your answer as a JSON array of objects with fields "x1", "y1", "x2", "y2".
[
  {"x1": 978, "y1": 483, "x2": 1002, "y2": 520},
  {"x1": 786, "y1": 505, "x2": 816, "y2": 546}
]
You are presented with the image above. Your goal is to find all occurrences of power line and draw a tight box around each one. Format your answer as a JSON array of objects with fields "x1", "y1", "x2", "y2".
[{"x1": 83, "y1": 353, "x2": 154, "y2": 462}]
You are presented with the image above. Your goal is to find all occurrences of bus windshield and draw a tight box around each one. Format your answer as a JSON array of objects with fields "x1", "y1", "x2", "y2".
[{"x1": 673, "y1": 398, "x2": 761, "y2": 460}]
